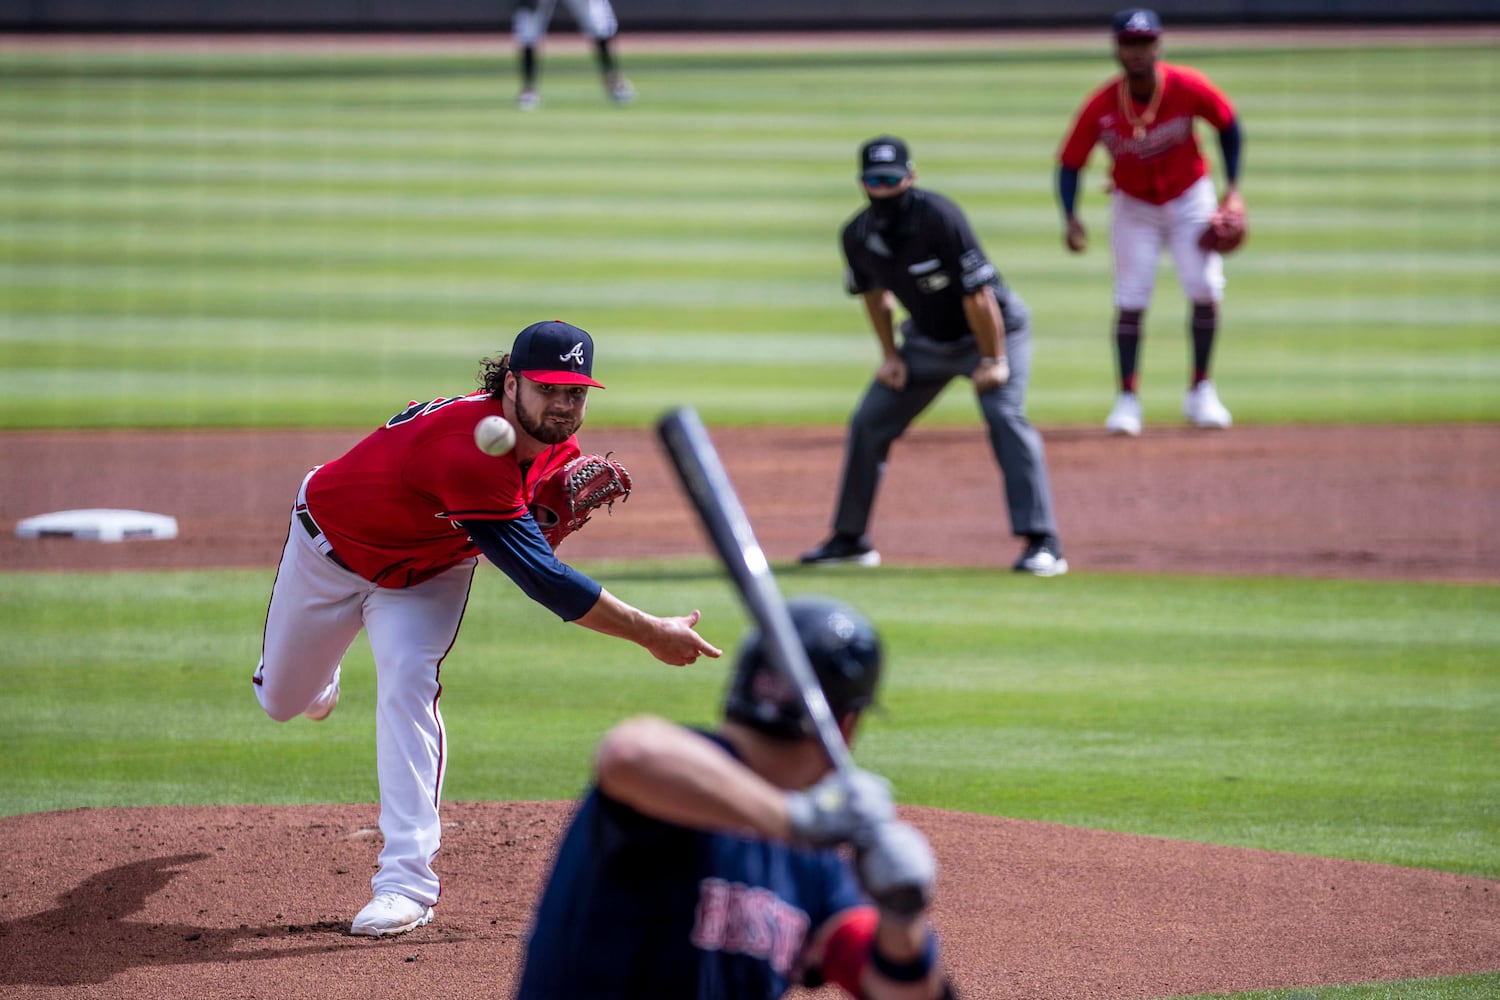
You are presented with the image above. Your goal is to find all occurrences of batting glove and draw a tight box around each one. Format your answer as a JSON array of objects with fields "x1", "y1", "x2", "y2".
[
  {"x1": 857, "y1": 819, "x2": 937, "y2": 920},
  {"x1": 785, "y1": 767, "x2": 894, "y2": 847}
]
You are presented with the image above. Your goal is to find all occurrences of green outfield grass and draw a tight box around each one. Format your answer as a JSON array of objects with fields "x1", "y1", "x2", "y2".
[
  {"x1": 1, "y1": 41, "x2": 1496, "y2": 429},
  {"x1": 1173, "y1": 975, "x2": 1500, "y2": 1000},
  {"x1": 3, "y1": 562, "x2": 1495, "y2": 880}
]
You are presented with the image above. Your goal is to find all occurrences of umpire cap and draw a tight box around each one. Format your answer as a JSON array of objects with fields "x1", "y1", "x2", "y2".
[
  {"x1": 724, "y1": 596, "x2": 883, "y2": 740},
  {"x1": 859, "y1": 135, "x2": 913, "y2": 178}
]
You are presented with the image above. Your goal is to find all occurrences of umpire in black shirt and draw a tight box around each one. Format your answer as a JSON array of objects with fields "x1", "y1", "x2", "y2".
[{"x1": 800, "y1": 136, "x2": 1067, "y2": 575}]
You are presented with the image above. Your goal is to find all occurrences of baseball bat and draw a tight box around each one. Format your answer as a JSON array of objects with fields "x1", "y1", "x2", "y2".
[{"x1": 657, "y1": 405, "x2": 855, "y2": 776}]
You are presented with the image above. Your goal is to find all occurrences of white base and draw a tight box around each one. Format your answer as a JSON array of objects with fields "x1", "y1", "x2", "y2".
[{"x1": 15, "y1": 508, "x2": 178, "y2": 543}]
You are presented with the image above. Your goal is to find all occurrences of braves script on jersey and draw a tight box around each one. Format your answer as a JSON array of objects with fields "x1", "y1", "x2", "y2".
[
  {"x1": 306, "y1": 391, "x2": 578, "y2": 588},
  {"x1": 517, "y1": 733, "x2": 864, "y2": 998},
  {"x1": 1059, "y1": 62, "x2": 1235, "y2": 205}
]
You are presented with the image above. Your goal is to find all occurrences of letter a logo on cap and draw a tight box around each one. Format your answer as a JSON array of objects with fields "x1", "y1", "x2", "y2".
[
  {"x1": 869, "y1": 145, "x2": 897, "y2": 164},
  {"x1": 560, "y1": 342, "x2": 586, "y2": 365}
]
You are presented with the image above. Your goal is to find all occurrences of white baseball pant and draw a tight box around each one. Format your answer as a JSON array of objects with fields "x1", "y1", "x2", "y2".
[
  {"x1": 513, "y1": 0, "x2": 619, "y2": 46},
  {"x1": 1110, "y1": 174, "x2": 1224, "y2": 310},
  {"x1": 254, "y1": 469, "x2": 476, "y2": 907}
]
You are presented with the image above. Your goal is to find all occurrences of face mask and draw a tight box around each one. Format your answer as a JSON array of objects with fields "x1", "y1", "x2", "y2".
[{"x1": 867, "y1": 187, "x2": 915, "y2": 230}]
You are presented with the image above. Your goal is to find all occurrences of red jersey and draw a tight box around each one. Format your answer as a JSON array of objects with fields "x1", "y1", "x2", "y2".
[
  {"x1": 305, "y1": 391, "x2": 579, "y2": 588},
  {"x1": 1058, "y1": 62, "x2": 1235, "y2": 206}
]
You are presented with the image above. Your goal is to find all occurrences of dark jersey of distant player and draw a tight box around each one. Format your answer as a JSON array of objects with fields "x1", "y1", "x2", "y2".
[
  {"x1": 515, "y1": 731, "x2": 866, "y2": 999},
  {"x1": 841, "y1": 187, "x2": 1030, "y2": 343}
]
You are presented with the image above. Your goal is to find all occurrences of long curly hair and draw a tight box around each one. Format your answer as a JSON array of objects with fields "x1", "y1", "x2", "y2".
[{"x1": 478, "y1": 353, "x2": 510, "y2": 398}]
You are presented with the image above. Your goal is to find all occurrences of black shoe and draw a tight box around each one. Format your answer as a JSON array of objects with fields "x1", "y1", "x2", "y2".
[
  {"x1": 798, "y1": 533, "x2": 881, "y2": 567},
  {"x1": 1013, "y1": 535, "x2": 1068, "y2": 577}
]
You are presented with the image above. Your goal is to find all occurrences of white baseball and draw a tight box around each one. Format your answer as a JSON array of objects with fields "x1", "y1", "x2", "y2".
[{"x1": 474, "y1": 415, "x2": 516, "y2": 457}]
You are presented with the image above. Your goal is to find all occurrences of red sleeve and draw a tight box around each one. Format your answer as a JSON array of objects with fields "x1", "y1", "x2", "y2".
[
  {"x1": 1181, "y1": 64, "x2": 1235, "y2": 130},
  {"x1": 1058, "y1": 83, "x2": 1112, "y2": 169},
  {"x1": 416, "y1": 431, "x2": 530, "y2": 521}
]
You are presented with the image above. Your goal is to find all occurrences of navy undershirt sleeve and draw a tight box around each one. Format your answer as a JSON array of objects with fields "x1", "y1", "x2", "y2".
[
  {"x1": 461, "y1": 516, "x2": 602, "y2": 622},
  {"x1": 1217, "y1": 119, "x2": 1242, "y2": 183},
  {"x1": 1057, "y1": 166, "x2": 1081, "y2": 216}
]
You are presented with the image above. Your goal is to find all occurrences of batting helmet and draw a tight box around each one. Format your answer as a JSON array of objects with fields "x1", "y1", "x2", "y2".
[{"x1": 724, "y1": 596, "x2": 883, "y2": 740}]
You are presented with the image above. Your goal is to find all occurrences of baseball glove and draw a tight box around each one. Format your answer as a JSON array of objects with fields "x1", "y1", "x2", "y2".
[
  {"x1": 1198, "y1": 197, "x2": 1248, "y2": 254},
  {"x1": 529, "y1": 453, "x2": 632, "y2": 549}
]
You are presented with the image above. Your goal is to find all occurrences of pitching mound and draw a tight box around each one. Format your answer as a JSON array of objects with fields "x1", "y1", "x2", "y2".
[{"x1": 2, "y1": 802, "x2": 1497, "y2": 999}]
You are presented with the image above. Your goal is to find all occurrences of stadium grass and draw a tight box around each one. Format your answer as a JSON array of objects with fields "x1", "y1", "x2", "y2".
[
  {"x1": 1168, "y1": 972, "x2": 1500, "y2": 1000},
  {"x1": 3, "y1": 563, "x2": 1495, "y2": 883},
  {"x1": 1, "y1": 42, "x2": 1496, "y2": 429}
]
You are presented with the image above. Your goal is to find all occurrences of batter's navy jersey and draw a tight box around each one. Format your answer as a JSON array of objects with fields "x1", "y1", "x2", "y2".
[
  {"x1": 842, "y1": 188, "x2": 1029, "y2": 341},
  {"x1": 515, "y1": 732, "x2": 865, "y2": 999}
]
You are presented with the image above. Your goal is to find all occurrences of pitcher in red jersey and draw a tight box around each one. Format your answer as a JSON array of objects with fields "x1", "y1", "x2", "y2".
[
  {"x1": 1057, "y1": 8, "x2": 1246, "y2": 436},
  {"x1": 251, "y1": 320, "x2": 720, "y2": 938}
]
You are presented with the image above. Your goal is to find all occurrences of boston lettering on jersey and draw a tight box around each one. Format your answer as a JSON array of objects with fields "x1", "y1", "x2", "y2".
[{"x1": 690, "y1": 877, "x2": 811, "y2": 977}]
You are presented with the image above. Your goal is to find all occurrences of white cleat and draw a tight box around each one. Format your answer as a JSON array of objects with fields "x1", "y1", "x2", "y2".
[
  {"x1": 350, "y1": 891, "x2": 434, "y2": 937},
  {"x1": 606, "y1": 73, "x2": 636, "y2": 105},
  {"x1": 1013, "y1": 536, "x2": 1068, "y2": 577},
  {"x1": 517, "y1": 87, "x2": 540, "y2": 111},
  {"x1": 303, "y1": 667, "x2": 340, "y2": 722},
  {"x1": 1104, "y1": 392, "x2": 1143, "y2": 437},
  {"x1": 1183, "y1": 380, "x2": 1232, "y2": 429}
]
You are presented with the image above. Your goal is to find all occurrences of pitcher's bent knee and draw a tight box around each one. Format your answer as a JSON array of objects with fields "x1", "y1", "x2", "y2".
[{"x1": 254, "y1": 673, "x2": 306, "y2": 723}]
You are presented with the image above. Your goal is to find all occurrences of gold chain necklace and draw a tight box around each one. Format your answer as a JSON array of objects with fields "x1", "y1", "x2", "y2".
[{"x1": 1118, "y1": 68, "x2": 1164, "y2": 141}]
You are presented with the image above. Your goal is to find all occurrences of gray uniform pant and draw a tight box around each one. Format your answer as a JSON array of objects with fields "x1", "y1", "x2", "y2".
[{"x1": 832, "y1": 319, "x2": 1060, "y2": 541}]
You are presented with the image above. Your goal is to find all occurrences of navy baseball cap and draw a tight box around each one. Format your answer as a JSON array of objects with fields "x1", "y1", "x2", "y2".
[
  {"x1": 1113, "y1": 8, "x2": 1162, "y2": 39},
  {"x1": 510, "y1": 320, "x2": 605, "y2": 388},
  {"x1": 859, "y1": 135, "x2": 913, "y2": 178}
]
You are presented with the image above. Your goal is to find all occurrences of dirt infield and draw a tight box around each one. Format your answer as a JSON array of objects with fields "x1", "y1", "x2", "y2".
[
  {"x1": 2, "y1": 802, "x2": 1498, "y2": 1000},
  {"x1": 3, "y1": 422, "x2": 1499, "y2": 998},
  {"x1": 4, "y1": 424, "x2": 1498, "y2": 581}
]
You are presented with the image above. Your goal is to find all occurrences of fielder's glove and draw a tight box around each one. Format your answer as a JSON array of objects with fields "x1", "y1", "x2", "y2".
[
  {"x1": 529, "y1": 452, "x2": 632, "y2": 549},
  {"x1": 857, "y1": 819, "x2": 938, "y2": 920},
  {"x1": 785, "y1": 766, "x2": 894, "y2": 847},
  {"x1": 1198, "y1": 193, "x2": 1248, "y2": 254}
]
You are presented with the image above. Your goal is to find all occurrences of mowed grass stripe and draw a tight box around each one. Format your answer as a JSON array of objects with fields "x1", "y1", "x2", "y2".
[
  {"x1": 2, "y1": 565, "x2": 1495, "y2": 879},
  {"x1": 1, "y1": 43, "x2": 1496, "y2": 429}
]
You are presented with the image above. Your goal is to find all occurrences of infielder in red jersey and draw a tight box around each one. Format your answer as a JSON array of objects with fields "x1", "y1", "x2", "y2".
[
  {"x1": 252, "y1": 320, "x2": 720, "y2": 938},
  {"x1": 1057, "y1": 8, "x2": 1245, "y2": 436}
]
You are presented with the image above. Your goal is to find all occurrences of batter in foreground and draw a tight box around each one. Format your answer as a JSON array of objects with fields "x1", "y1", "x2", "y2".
[
  {"x1": 516, "y1": 597, "x2": 954, "y2": 999},
  {"x1": 252, "y1": 319, "x2": 720, "y2": 937}
]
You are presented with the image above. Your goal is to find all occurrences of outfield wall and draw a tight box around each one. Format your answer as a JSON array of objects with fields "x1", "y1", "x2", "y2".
[{"x1": 4, "y1": 0, "x2": 1498, "y2": 32}]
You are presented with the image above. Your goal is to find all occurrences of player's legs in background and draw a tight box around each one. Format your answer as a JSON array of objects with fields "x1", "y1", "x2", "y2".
[
  {"x1": 253, "y1": 518, "x2": 368, "y2": 722},
  {"x1": 970, "y1": 323, "x2": 1066, "y2": 574},
  {"x1": 513, "y1": 0, "x2": 553, "y2": 109},
  {"x1": 974, "y1": 324, "x2": 1060, "y2": 542},
  {"x1": 1166, "y1": 177, "x2": 1230, "y2": 427},
  {"x1": 828, "y1": 338, "x2": 947, "y2": 542},
  {"x1": 359, "y1": 559, "x2": 477, "y2": 909},
  {"x1": 1113, "y1": 307, "x2": 1144, "y2": 394},
  {"x1": 1108, "y1": 191, "x2": 1166, "y2": 434},
  {"x1": 569, "y1": 0, "x2": 633, "y2": 103}
]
